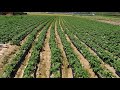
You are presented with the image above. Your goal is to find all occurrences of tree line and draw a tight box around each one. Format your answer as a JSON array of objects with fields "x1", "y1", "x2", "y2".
[{"x1": 0, "y1": 12, "x2": 27, "y2": 15}]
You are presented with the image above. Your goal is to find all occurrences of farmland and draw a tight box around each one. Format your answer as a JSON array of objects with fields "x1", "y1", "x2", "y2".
[{"x1": 0, "y1": 15, "x2": 120, "y2": 78}]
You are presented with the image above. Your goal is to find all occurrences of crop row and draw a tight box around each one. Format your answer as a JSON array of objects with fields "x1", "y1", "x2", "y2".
[
  {"x1": 49, "y1": 19, "x2": 62, "y2": 78},
  {"x1": 57, "y1": 18, "x2": 89, "y2": 78},
  {"x1": 62, "y1": 17, "x2": 120, "y2": 75},
  {"x1": 63, "y1": 16, "x2": 120, "y2": 57},
  {"x1": 1, "y1": 18, "x2": 54, "y2": 78},
  {"x1": 60, "y1": 18, "x2": 115, "y2": 78},
  {"x1": 0, "y1": 16, "x2": 53, "y2": 44},
  {"x1": 23, "y1": 18, "x2": 55, "y2": 78},
  {"x1": 11, "y1": 17, "x2": 52, "y2": 45}
]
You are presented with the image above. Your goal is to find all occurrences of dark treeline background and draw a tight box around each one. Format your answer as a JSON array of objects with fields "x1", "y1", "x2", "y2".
[{"x1": 0, "y1": 12, "x2": 120, "y2": 16}]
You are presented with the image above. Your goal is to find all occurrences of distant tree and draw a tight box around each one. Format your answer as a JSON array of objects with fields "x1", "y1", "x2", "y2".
[
  {"x1": 95, "y1": 12, "x2": 120, "y2": 16},
  {"x1": 0, "y1": 12, "x2": 27, "y2": 15},
  {"x1": 13, "y1": 12, "x2": 27, "y2": 15}
]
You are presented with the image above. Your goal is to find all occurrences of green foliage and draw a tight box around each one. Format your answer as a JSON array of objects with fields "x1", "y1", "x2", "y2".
[
  {"x1": 61, "y1": 17, "x2": 118, "y2": 77},
  {"x1": 57, "y1": 20, "x2": 89, "y2": 78},
  {"x1": 49, "y1": 20, "x2": 62, "y2": 78},
  {"x1": 23, "y1": 19, "x2": 54, "y2": 78},
  {"x1": 2, "y1": 17, "x2": 54, "y2": 78}
]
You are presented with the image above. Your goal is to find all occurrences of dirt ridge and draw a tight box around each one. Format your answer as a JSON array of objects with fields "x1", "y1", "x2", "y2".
[
  {"x1": 74, "y1": 35, "x2": 119, "y2": 78},
  {"x1": 36, "y1": 24, "x2": 52, "y2": 78},
  {"x1": 60, "y1": 20, "x2": 97, "y2": 78},
  {"x1": 55, "y1": 20, "x2": 73, "y2": 78}
]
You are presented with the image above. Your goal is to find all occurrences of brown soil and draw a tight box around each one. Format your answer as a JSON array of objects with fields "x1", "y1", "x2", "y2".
[
  {"x1": 14, "y1": 50, "x2": 31, "y2": 78},
  {"x1": 20, "y1": 23, "x2": 41, "y2": 45},
  {"x1": 20, "y1": 35, "x2": 28, "y2": 45},
  {"x1": 65, "y1": 34, "x2": 97, "y2": 78},
  {"x1": 102, "y1": 62, "x2": 119, "y2": 78},
  {"x1": 0, "y1": 44, "x2": 19, "y2": 76},
  {"x1": 97, "y1": 20, "x2": 120, "y2": 26},
  {"x1": 55, "y1": 21, "x2": 73, "y2": 78},
  {"x1": 61, "y1": 19, "x2": 119, "y2": 78},
  {"x1": 14, "y1": 24, "x2": 45, "y2": 78},
  {"x1": 36, "y1": 25, "x2": 52, "y2": 78},
  {"x1": 74, "y1": 36, "x2": 119, "y2": 78},
  {"x1": 74, "y1": 35, "x2": 97, "y2": 56},
  {"x1": 59, "y1": 20, "x2": 97, "y2": 78},
  {"x1": 88, "y1": 45, "x2": 119, "y2": 78}
]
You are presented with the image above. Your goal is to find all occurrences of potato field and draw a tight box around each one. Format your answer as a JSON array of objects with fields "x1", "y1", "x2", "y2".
[{"x1": 0, "y1": 15, "x2": 120, "y2": 78}]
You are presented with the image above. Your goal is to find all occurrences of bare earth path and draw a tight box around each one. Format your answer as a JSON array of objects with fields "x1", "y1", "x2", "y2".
[
  {"x1": 14, "y1": 43, "x2": 33, "y2": 78},
  {"x1": 55, "y1": 21, "x2": 73, "y2": 78},
  {"x1": 0, "y1": 44, "x2": 19, "y2": 76},
  {"x1": 36, "y1": 24, "x2": 52, "y2": 78},
  {"x1": 14, "y1": 23, "x2": 46, "y2": 78},
  {"x1": 61, "y1": 19, "x2": 119, "y2": 78},
  {"x1": 20, "y1": 23, "x2": 42, "y2": 45},
  {"x1": 65, "y1": 34, "x2": 97, "y2": 78},
  {"x1": 74, "y1": 35, "x2": 119, "y2": 78},
  {"x1": 97, "y1": 20, "x2": 120, "y2": 26},
  {"x1": 59, "y1": 20, "x2": 97, "y2": 78}
]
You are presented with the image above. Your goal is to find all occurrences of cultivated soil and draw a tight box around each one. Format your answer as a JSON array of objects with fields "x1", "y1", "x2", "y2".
[
  {"x1": 97, "y1": 19, "x2": 120, "y2": 26},
  {"x1": 0, "y1": 44, "x2": 19, "y2": 76},
  {"x1": 55, "y1": 21, "x2": 73, "y2": 78},
  {"x1": 59, "y1": 20, "x2": 97, "y2": 78},
  {"x1": 36, "y1": 25, "x2": 52, "y2": 78},
  {"x1": 74, "y1": 36, "x2": 119, "y2": 78},
  {"x1": 14, "y1": 23, "x2": 45, "y2": 78},
  {"x1": 65, "y1": 34, "x2": 97, "y2": 78}
]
